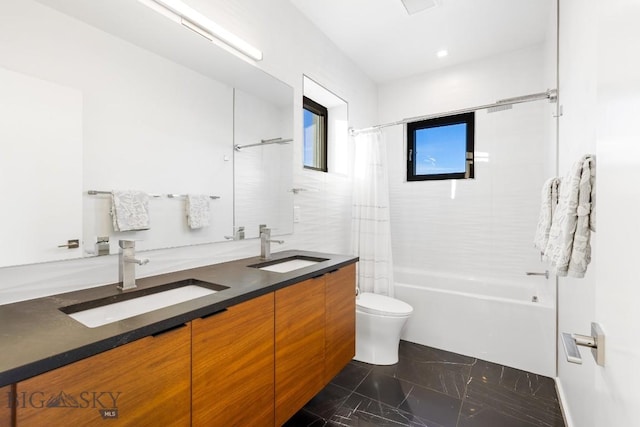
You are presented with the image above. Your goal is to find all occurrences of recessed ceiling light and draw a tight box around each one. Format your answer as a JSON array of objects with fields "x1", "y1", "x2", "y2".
[
  {"x1": 400, "y1": 0, "x2": 440, "y2": 15},
  {"x1": 437, "y1": 49, "x2": 448, "y2": 58}
]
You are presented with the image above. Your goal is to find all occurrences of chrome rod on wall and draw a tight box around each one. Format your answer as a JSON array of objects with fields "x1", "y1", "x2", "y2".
[
  {"x1": 234, "y1": 137, "x2": 293, "y2": 151},
  {"x1": 87, "y1": 190, "x2": 162, "y2": 198},
  {"x1": 350, "y1": 89, "x2": 558, "y2": 135},
  {"x1": 167, "y1": 194, "x2": 221, "y2": 200}
]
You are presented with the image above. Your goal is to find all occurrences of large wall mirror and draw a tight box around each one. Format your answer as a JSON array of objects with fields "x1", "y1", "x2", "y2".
[
  {"x1": 0, "y1": 0, "x2": 293, "y2": 268},
  {"x1": 234, "y1": 89, "x2": 294, "y2": 240}
]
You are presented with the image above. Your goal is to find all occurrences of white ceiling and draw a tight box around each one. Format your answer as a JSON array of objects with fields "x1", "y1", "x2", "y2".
[{"x1": 289, "y1": 0, "x2": 555, "y2": 83}]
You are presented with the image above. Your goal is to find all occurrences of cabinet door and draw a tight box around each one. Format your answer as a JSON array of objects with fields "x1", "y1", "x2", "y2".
[
  {"x1": 324, "y1": 264, "x2": 356, "y2": 383},
  {"x1": 1, "y1": 385, "x2": 12, "y2": 425},
  {"x1": 192, "y1": 293, "x2": 275, "y2": 426},
  {"x1": 15, "y1": 323, "x2": 191, "y2": 426},
  {"x1": 275, "y1": 277, "x2": 326, "y2": 426}
]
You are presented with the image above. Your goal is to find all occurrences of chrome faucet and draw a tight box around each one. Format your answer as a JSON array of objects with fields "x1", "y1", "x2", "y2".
[
  {"x1": 260, "y1": 228, "x2": 284, "y2": 259},
  {"x1": 118, "y1": 240, "x2": 149, "y2": 291}
]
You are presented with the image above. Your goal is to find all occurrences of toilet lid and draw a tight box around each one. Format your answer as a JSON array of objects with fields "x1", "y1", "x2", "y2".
[{"x1": 356, "y1": 293, "x2": 413, "y2": 317}]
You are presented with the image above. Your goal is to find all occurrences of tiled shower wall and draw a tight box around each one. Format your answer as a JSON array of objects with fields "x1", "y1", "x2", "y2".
[{"x1": 379, "y1": 45, "x2": 556, "y2": 292}]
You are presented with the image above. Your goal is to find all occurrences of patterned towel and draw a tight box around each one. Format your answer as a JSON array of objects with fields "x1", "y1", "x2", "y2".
[
  {"x1": 111, "y1": 190, "x2": 150, "y2": 232},
  {"x1": 544, "y1": 155, "x2": 596, "y2": 278},
  {"x1": 186, "y1": 194, "x2": 211, "y2": 229},
  {"x1": 534, "y1": 177, "x2": 561, "y2": 254}
]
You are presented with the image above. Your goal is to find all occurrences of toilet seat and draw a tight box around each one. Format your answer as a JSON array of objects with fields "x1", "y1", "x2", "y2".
[{"x1": 356, "y1": 293, "x2": 413, "y2": 317}]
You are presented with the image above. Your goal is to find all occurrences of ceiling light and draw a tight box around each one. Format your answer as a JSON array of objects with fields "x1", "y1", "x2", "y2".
[
  {"x1": 137, "y1": 0, "x2": 263, "y2": 62},
  {"x1": 400, "y1": 0, "x2": 440, "y2": 15},
  {"x1": 437, "y1": 49, "x2": 448, "y2": 58}
]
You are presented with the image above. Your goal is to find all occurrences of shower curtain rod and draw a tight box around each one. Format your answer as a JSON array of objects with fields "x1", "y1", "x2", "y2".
[{"x1": 350, "y1": 89, "x2": 557, "y2": 135}]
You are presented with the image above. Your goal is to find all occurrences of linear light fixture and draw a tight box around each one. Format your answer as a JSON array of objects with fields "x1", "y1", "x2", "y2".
[{"x1": 137, "y1": 0, "x2": 263, "y2": 61}]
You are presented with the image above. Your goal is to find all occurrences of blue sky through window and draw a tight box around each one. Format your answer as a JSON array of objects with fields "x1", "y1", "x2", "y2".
[
  {"x1": 414, "y1": 123, "x2": 467, "y2": 174},
  {"x1": 303, "y1": 108, "x2": 315, "y2": 166}
]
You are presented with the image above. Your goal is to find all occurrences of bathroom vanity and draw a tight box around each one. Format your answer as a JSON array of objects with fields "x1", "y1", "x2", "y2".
[{"x1": 0, "y1": 250, "x2": 357, "y2": 426}]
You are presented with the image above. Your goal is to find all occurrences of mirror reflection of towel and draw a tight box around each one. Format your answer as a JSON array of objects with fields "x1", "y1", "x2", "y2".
[
  {"x1": 111, "y1": 190, "x2": 150, "y2": 232},
  {"x1": 187, "y1": 194, "x2": 211, "y2": 229}
]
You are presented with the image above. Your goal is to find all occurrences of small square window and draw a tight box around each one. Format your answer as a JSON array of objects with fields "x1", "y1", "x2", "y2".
[
  {"x1": 303, "y1": 96, "x2": 328, "y2": 172},
  {"x1": 407, "y1": 112, "x2": 475, "y2": 181}
]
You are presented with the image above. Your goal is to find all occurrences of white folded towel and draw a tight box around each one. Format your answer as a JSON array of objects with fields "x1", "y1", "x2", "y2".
[
  {"x1": 534, "y1": 177, "x2": 561, "y2": 254},
  {"x1": 186, "y1": 194, "x2": 211, "y2": 229},
  {"x1": 544, "y1": 154, "x2": 595, "y2": 278},
  {"x1": 111, "y1": 190, "x2": 150, "y2": 232}
]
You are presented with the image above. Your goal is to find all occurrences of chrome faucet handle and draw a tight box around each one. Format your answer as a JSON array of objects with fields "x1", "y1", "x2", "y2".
[
  {"x1": 260, "y1": 228, "x2": 283, "y2": 242},
  {"x1": 128, "y1": 257, "x2": 150, "y2": 265},
  {"x1": 119, "y1": 239, "x2": 136, "y2": 249}
]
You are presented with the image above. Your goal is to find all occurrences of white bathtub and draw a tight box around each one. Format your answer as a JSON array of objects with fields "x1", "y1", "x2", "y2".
[{"x1": 394, "y1": 267, "x2": 556, "y2": 377}]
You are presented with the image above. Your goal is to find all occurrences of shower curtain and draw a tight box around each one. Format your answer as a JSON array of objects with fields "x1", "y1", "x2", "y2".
[{"x1": 351, "y1": 130, "x2": 395, "y2": 296}]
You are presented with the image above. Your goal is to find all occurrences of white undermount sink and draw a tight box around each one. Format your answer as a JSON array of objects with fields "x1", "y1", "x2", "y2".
[
  {"x1": 249, "y1": 255, "x2": 329, "y2": 273},
  {"x1": 61, "y1": 279, "x2": 227, "y2": 328}
]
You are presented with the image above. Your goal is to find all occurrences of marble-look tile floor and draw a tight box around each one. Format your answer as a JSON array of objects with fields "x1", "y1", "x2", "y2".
[{"x1": 285, "y1": 341, "x2": 565, "y2": 427}]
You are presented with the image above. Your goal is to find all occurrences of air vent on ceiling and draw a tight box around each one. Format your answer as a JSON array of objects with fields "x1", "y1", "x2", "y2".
[{"x1": 400, "y1": 0, "x2": 440, "y2": 15}]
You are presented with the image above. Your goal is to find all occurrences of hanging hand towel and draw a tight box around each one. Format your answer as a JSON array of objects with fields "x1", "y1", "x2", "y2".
[
  {"x1": 544, "y1": 154, "x2": 595, "y2": 278},
  {"x1": 568, "y1": 155, "x2": 595, "y2": 277},
  {"x1": 111, "y1": 190, "x2": 151, "y2": 232},
  {"x1": 588, "y1": 156, "x2": 596, "y2": 232},
  {"x1": 534, "y1": 177, "x2": 561, "y2": 254},
  {"x1": 186, "y1": 194, "x2": 211, "y2": 229}
]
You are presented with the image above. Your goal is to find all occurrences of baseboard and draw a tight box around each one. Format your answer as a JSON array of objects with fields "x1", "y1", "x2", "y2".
[{"x1": 555, "y1": 377, "x2": 574, "y2": 427}]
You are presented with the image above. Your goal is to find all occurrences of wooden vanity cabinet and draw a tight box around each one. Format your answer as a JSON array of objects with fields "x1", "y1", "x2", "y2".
[
  {"x1": 324, "y1": 264, "x2": 356, "y2": 384},
  {"x1": 15, "y1": 323, "x2": 191, "y2": 426},
  {"x1": 275, "y1": 276, "x2": 326, "y2": 426},
  {"x1": 192, "y1": 292, "x2": 275, "y2": 426},
  {"x1": 6, "y1": 261, "x2": 356, "y2": 427},
  {"x1": 275, "y1": 263, "x2": 356, "y2": 426}
]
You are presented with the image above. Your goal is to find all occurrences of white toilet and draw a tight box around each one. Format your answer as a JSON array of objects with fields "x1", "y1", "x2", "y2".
[{"x1": 354, "y1": 292, "x2": 414, "y2": 365}]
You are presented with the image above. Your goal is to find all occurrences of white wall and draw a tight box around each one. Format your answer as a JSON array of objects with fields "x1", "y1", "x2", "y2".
[
  {"x1": 557, "y1": 0, "x2": 640, "y2": 425},
  {"x1": 555, "y1": 0, "x2": 598, "y2": 424},
  {"x1": 0, "y1": 0, "x2": 377, "y2": 304},
  {"x1": 380, "y1": 45, "x2": 555, "y2": 291}
]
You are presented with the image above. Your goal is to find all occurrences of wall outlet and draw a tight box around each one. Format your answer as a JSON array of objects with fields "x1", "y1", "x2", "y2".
[{"x1": 293, "y1": 206, "x2": 301, "y2": 223}]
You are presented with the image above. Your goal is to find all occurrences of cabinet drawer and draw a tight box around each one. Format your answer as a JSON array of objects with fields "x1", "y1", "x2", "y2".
[{"x1": 15, "y1": 323, "x2": 191, "y2": 426}]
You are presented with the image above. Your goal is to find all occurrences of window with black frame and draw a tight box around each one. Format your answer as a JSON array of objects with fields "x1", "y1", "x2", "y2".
[
  {"x1": 303, "y1": 96, "x2": 328, "y2": 172},
  {"x1": 406, "y1": 112, "x2": 475, "y2": 181}
]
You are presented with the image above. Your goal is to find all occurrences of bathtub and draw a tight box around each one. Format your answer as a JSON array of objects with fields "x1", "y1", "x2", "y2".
[{"x1": 394, "y1": 267, "x2": 556, "y2": 377}]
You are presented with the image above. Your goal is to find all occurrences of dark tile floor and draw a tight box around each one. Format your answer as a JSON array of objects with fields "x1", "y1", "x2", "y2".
[{"x1": 285, "y1": 341, "x2": 565, "y2": 427}]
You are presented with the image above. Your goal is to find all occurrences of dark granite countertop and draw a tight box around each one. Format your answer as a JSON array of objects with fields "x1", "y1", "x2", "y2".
[{"x1": 0, "y1": 250, "x2": 358, "y2": 387}]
